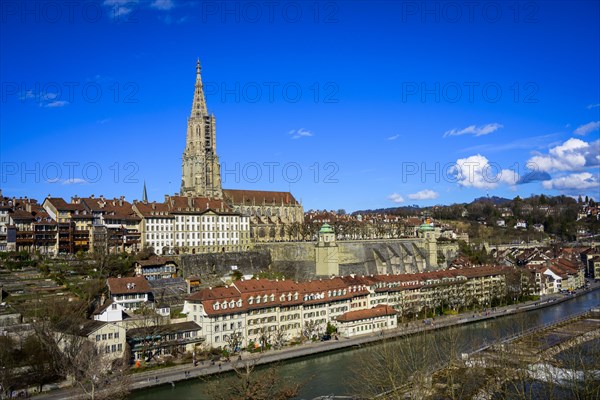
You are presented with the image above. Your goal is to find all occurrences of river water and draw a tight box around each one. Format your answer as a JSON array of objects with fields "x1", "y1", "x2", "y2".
[{"x1": 130, "y1": 291, "x2": 599, "y2": 400}]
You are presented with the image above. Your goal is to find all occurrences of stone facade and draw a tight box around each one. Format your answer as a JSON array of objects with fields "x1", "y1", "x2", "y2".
[
  {"x1": 181, "y1": 60, "x2": 222, "y2": 199},
  {"x1": 179, "y1": 60, "x2": 304, "y2": 240}
]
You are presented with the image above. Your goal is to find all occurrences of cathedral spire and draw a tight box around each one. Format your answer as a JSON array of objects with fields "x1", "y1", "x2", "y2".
[
  {"x1": 191, "y1": 58, "x2": 207, "y2": 118},
  {"x1": 142, "y1": 181, "x2": 148, "y2": 202}
]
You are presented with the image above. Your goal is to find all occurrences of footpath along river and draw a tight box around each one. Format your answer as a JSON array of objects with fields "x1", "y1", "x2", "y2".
[{"x1": 130, "y1": 289, "x2": 600, "y2": 399}]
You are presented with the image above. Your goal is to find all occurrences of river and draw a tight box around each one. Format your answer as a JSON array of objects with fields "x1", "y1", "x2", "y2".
[{"x1": 130, "y1": 290, "x2": 599, "y2": 399}]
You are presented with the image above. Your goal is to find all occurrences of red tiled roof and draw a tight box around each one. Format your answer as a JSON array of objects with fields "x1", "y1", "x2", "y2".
[
  {"x1": 133, "y1": 201, "x2": 174, "y2": 218},
  {"x1": 337, "y1": 304, "x2": 396, "y2": 322},
  {"x1": 135, "y1": 256, "x2": 177, "y2": 267},
  {"x1": 107, "y1": 276, "x2": 152, "y2": 295},
  {"x1": 44, "y1": 197, "x2": 83, "y2": 211},
  {"x1": 223, "y1": 189, "x2": 299, "y2": 206}
]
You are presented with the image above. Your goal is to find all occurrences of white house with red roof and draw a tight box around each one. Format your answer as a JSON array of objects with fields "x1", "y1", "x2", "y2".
[
  {"x1": 107, "y1": 276, "x2": 154, "y2": 311},
  {"x1": 336, "y1": 304, "x2": 397, "y2": 338}
]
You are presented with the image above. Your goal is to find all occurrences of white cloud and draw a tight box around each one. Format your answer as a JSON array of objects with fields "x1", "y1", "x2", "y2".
[
  {"x1": 43, "y1": 100, "x2": 69, "y2": 108},
  {"x1": 407, "y1": 189, "x2": 439, "y2": 200},
  {"x1": 62, "y1": 178, "x2": 88, "y2": 185},
  {"x1": 103, "y1": 0, "x2": 138, "y2": 17},
  {"x1": 450, "y1": 154, "x2": 518, "y2": 189},
  {"x1": 388, "y1": 193, "x2": 405, "y2": 203},
  {"x1": 586, "y1": 103, "x2": 600, "y2": 109},
  {"x1": 443, "y1": 123, "x2": 503, "y2": 138},
  {"x1": 387, "y1": 134, "x2": 400, "y2": 141},
  {"x1": 573, "y1": 120, "x2": 600, "y2": 136},
  {"x1": 151, "y1": 0, "x2": 175, "y2": 10},
  {"x1": 527, "y1": 138, "x2": 600, "y2": 172},
  {"x1": 288, "y1": 128, "x2": 313, "y2": 139},
  {"x1": 542, "y1": 172, "x2": 599, "y2": 190}
]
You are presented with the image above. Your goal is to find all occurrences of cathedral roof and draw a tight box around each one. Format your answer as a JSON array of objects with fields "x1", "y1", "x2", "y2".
[{"x1": 223, "y1": 189, "x2": 300, "y2": 206}]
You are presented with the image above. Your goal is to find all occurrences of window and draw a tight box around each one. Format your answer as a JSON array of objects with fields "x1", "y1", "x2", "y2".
[
  {"x1": 96, "y1": 335, "x2": 101, "y2": 342},
  {"x1": 111, "y1": 344, "x2": 116, "y2": 352},
  {"x1": 102, "y1": 334, "x2": 107, "y2": 340},
  {"x1": 105, "y1": 345, "x2": 110, "y2": 353},
  {"x1": 117, "y1": 344, "x2": 122, "y2": 351},
  {"x1": 108, "y1": 333, "x2": 113, "y2": 340}
]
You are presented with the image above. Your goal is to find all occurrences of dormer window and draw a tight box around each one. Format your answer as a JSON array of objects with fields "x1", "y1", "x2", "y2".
[
  {"x1": 236, "y1": 300, "x2": 242, "y2": 307},
  {"x1": 263, "y1": 295, "x2": 268, "y2": 303},
  {"x1": 256, "y1": 296, "x2": 260, "y2": 304},
  {"x1": 248, "y1": 297, "x2": 254, "y2": 305},
  {"x1": 229, "y1": 301, "x2": 235, "y2": 309},
  {"x1": 269, "y1": 294, "x2": 274, "y2": 302},
  {"x1": 222, "y1": 302, "x2": 227, "y2": 310},
  {"x1": 213, "y1": 303, "x2": 220, "y2": 310}
]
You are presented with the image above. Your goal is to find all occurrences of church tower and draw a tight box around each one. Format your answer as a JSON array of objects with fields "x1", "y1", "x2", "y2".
[{"x1": 181, "y1": 59, "x2": 223, "y2": 199}]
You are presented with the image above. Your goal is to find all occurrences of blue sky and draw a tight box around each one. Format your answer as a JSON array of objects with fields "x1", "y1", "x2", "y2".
[{"x1": 1, "y1": 0, "x2": 599, "y2": 212}]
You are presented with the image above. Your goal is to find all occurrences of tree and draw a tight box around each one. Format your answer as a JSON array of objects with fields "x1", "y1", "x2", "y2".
[
  {"x1": 28, "y1": 297, "x2": 130, "y2": 399},
  {"x1": 0, "y1": 336, "x2": 18, "y2": 398},
  {"x1": 225, "y1": 330, "x2": 244, "y2": 353},
  {"x1": 205, "y1": 360, "x2": 301, "y2": 400},
  {"x1": 301, "y1": 320, "x2": 321, "y2": 342},
  {"x1": 22, "y1": 335, "x2": 58, "y2": 393}
]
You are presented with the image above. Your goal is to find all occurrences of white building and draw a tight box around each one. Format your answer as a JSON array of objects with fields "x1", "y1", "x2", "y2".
[
  {"x1": 336, "y1": 304, "x2": 397, "y2": 338},
  {"x1": 107, "y1": 276, "x2": 153, "y2": 311}
]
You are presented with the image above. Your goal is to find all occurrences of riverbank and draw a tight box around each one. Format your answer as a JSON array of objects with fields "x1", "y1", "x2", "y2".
[{"x1": 34, "y1": 284, "x2": 600, "y2": 399}]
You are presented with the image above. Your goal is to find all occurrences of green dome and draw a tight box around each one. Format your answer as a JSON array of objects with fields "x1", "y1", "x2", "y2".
[
  {"x1": 319, "y1": 223, "x2": 334, "y2": 233},
  {"x1": 418, "y1": 223, "x2": 434, "y2": 232}
]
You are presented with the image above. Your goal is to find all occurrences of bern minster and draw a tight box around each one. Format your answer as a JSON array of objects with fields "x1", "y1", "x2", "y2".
[{"x1": 180, "y1": 60, "x2": 304, "y2": 245}]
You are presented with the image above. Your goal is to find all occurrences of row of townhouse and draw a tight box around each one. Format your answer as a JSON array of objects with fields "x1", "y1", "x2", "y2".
[
  {"x1": 133, "y1": 195, "x2": 251, "y2": 254},
  {"x1": 525, "y1": 258, "x2": 586, "y2": 294},
  {"x1": 183, "y1": 266, "x2": 510, "y2": 347},
  {"x1": 0, "y1": 193, "x2": 251, "y2": 255}
]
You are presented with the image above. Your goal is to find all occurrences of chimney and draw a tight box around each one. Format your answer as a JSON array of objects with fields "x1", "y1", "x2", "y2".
[
  {"x1": 188, "y1": 197, "x2": 193, "y2": 208},
  {"x1": 100, "y1": 293, "x2": 106, "y2": 306}
]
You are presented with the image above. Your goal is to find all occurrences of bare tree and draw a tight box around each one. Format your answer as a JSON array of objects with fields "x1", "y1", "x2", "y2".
[
  {"x1": 272, "y1": 326, "x2": 288, "y2": 349},
  {"x1": 62, "y1": 337, "x2": 130, "y2": 400},
  {"x1": 225, "y1": 330, "x2": 243, "y2": 354},
  {"x1": 28, "y1": 297, "x2": 131, "y2": 399},
  {"x1": 301, "y1": 320, "x2": 321, "y2": 342},
  {"x1": 204, "y1": 359, "x2": 301, "y2": 400}
]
